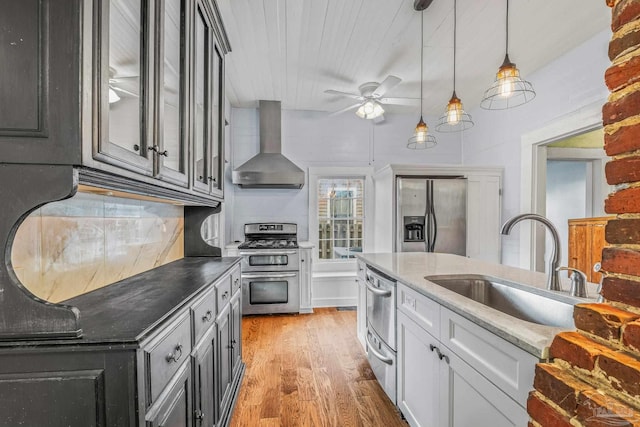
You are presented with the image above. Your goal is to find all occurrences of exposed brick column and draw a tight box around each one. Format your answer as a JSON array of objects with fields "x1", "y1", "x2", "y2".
[{"x1": 528, "y1": 1, "x2": 640, "y2": 425}]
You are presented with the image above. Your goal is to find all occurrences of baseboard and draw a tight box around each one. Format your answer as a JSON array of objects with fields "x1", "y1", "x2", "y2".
[
  {"x1": 312, "y1": 297, "x2": 357, "y2": 307},
  {"x1": 299, "y1": 307, "x2": 314, "y2": 314}
]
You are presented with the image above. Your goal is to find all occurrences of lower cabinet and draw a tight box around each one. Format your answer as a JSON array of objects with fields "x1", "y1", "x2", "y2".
[
  {"x1": 146, "y1": 362, "x2": 193, "y2": 427},
  {"x1": 192, "y1": 327, "x2": 217, "y2": 427},
  {"x1": 396, "y1": 283, "x2": 531, "y2": 427},
  {"x1": 299, "y1": 246, "x2": 314, "y2": 313},
  {"x1": 0, "y1": 260, "x2": 244, "y2": 427}
]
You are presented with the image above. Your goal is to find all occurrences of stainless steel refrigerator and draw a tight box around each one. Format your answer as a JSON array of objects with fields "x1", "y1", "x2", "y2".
[{"x1": 396, "y1": 176, "x2": 467, "y2": 255}]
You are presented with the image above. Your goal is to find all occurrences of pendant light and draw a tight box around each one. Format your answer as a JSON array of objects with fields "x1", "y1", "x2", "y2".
[
  {"x1": 436, "y1": 0, "x2": 473, "y2": 132},
  {"x1": 408, "y1": 9, "x2": 437, "y2": 150},
  {"x1": 480, "y1": 0, "x2": 535, "y2": 110}
]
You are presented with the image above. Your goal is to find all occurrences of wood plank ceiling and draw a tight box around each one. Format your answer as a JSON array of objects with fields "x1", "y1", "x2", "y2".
[{"x1": 217, "y1": 0, "x2": 610, "y2": 116}]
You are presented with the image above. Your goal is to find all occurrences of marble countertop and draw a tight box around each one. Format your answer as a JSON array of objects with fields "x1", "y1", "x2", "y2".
[{"x1": 356, "y1": 252, "x2": 597, "y2": 358}]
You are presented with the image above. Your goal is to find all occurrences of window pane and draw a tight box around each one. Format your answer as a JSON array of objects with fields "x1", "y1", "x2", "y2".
[{"x1": 317, "y1": 177, "x2": 365, "y2": 261}]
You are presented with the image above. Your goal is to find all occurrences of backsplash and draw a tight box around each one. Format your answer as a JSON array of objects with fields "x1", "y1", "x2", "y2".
[{"x1": 11, "y1": 191, "x2": 184, "y2": 303}]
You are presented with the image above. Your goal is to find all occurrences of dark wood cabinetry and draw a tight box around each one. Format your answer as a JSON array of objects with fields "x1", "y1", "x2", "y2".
[
  {"x1": 0, "y1": 258, "x2": 244, "y2": 427},
  {"x1": 0, "y1": 0, "x2": 229, "y2": 204}
]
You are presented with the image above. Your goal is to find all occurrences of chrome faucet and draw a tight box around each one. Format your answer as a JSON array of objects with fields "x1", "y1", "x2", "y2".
[
  {"x1": 501, "y1": 213, "x2": 562, "y2": 292},
  {"x1": 557, "y1": 266, "x2": 588, "y2": 298}
]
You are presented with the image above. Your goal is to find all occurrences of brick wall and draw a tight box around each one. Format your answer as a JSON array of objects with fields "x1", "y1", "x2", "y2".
[{"x1": 527, "y1": 1, "x2": 640, "y2": 425}]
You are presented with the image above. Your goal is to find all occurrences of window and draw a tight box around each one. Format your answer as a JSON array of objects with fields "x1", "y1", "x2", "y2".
[{"x1": 317, "y1": 177, "x2": 365, "y2": 260}]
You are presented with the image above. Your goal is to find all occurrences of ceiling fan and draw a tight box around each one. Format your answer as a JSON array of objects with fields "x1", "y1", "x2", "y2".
[{"x1": 324, "y1": 75, "x2": 418, "y2": 120}]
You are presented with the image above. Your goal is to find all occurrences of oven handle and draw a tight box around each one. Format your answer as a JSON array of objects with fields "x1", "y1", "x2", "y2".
[
  {"x1": 366, "y1": 333, "x2": 393, "y2": 365},
  {"x1": 239, "y1": 251, "x2": 298, "y2": 256},
  {"x1": 365, "y1": 280, "x2": 392, "y2": 297},
  {"x1": 242, "y1": 272, "x2": 298, "y2": 279}
]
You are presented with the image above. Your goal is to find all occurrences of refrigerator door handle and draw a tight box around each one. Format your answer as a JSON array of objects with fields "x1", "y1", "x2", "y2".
[
  {"x1": 424, "y1": 182, "x2": 431, "y2": 251},
  {"x1": 430, "y1": 195, "x2": 437, "y2": 252}
]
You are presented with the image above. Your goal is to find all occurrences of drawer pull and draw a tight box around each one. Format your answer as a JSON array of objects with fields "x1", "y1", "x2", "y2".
[
  {"x1": 202, "y1": 310, "x2": 213, "y2": 322},
  {"x1": 195, "y1": 410, "x2": 205, "y2": 420},
  {"x1": 166, "y1": 343, "x2": 183, "y2": 363},
  {"x1": 222, "y1": 291, "x2": 229, "y2": 300}
]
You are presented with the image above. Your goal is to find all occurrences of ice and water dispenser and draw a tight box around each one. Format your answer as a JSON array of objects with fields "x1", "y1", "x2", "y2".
[{"x1": 403, "y1": 216, "x2": 425, "y2": 242}]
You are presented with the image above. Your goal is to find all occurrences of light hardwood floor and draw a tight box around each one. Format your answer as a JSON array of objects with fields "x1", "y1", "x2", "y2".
[{"x1": 230, "y1": 308, "x2": 408, "y2": 427}]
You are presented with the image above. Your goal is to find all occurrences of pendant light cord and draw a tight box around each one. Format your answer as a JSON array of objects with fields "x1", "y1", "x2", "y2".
[
  {"x1": 420, "y1": 10, "x2": 424, "y2": 117},
  {"x1": 453, "y1": 0, "x2": 457, "y2": 92},
  {"x1": 505, "y1": 0, "x2": 509, "y2": 54}
]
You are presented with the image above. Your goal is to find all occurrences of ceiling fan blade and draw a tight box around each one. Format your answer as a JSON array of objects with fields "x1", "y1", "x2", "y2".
[
  {"x1": 110, "y1": 85, "x2": 139, "y2": 98},
  {"x1": 373, "y1": 75, "x2": 401, "y2": 97},
  {"x1": 324, "y1": 89, "x2": 363, "y2": 100},
  {"x1": 328, "y1": 102, "x2": 361, "y2": 117},
  {"x1": 379, "y1": 97, "x2": 420, "y2": 106}
]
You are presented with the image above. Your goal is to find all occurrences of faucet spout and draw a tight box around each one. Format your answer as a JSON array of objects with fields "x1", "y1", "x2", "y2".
[{"x1": 501, "y1": 213, "x2": 562, "y2": 292}]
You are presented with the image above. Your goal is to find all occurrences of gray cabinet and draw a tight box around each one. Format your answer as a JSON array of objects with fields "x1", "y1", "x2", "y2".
[
  {"x1": 0, "y1": 0, "x2": 82, "y2": 165},
  {"x1": 0, "y1": 258, "x2": 244, "y2": 427},
  {"x1": 0, "y1": 0, "x2": 229, "y2": 203},
  {"x1": 192, "y1": 0, "x2": 224, "y2": 199}
]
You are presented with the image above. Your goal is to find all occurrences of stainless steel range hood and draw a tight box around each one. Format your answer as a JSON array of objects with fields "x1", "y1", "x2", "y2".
[{"x1": 232, "y1": 100, "x2": 305, "y2": 189}]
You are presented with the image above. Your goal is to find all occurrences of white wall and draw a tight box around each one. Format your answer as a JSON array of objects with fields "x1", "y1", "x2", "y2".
[
  {"x1": 225, "y1": 109, "x2": 462, "y2": 244},
  {"x1": 462, "y1": 30, "x2": 610, "y2": 267},
  {"x1": 546, "y1": 160, "x2": 588, "y2": 270}
]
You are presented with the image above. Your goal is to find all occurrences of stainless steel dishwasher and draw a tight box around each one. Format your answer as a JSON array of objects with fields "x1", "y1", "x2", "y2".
[{"x1": 365, "y1": 266, "x2": 397, "y2": 404}]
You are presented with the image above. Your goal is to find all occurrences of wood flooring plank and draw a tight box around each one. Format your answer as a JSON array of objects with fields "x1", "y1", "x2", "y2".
[{"x1": 229, "y1": 309, "x2": 408, "y2": 427}]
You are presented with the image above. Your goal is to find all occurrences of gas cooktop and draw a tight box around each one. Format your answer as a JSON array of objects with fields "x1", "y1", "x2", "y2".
[{"x1": 238, "y1": 239, "x2": 298, "y2": 250}]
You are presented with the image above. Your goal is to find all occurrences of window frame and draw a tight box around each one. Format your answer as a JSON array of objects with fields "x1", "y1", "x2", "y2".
[{"x1": 308, "y1": 167, "x2": 374, "y2": 272}]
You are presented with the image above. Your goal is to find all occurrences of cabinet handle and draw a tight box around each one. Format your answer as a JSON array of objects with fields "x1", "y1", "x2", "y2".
[
  {"x1": 148, "y1": 145, "x2": 169, "y2": 157},
  {"x1": 165, "y1": 343, "x2": 183, "y2": 363},
  {"x1": 429, "y1": 344, "x2": 436, "y2": 352},
  {"x1": 222, "y1": 291, "x2": 229, "y2": 300},
  {"x1": 133, "y1": 144, "x2": 140, "y2": 152},
  {"x1": 208, "y1": 176, "x2": 217, "y2": 183},
  {"x1": 202, "y1": 310, "x2": 213, "y2": 322},
  {"x1": 432, "y1": 346, "x2": 449, "y2": 364},
  {"x1": 195, "y1": 409, "x2": 205, "y2": 420}
]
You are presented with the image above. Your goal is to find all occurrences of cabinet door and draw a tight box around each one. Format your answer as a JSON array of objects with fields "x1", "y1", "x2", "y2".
[
  {"x1": 216, "y1": 303, "x2": 232, "y2": 425},
  {"x1": 230, "y1": 291, "x2": 242, "y2": 376},
  {"x1": 192, "y1": 327, "x2": 217, "y2": 427},
  {"x1": 146, "y1": 362, "x2": 193, "y2": 427},
  {"x1": 299, "y1": 247, "x2": 313, "y2": 313},
  {"x1": 397, "y1": 311, "x2": 440, "y2": 427},
  {"x1": 155, "y1": 0, "x2": 189, "y2": 187},
  {"x1": 94, "y1": 0, "x2": 154, "y2": 175},
  {"x1": 0, "y1": 1, "x2": 81, "y2": 165},
  {"x1": 356, "y1": 277, "x2": 366, "y2": 350},
  {"x1": 209, "y1": 42, "x2": 224, "y2": 198},
  {"x1": 439, "y1": 347, "x2": 528, "y2": 427},
  {"x1": 466, "y1": 174, "x2": 502, "y2": 262}
]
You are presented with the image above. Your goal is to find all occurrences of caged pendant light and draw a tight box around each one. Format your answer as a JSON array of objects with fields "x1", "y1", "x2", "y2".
[
  {"x1": 436, "y1": 0, "x2": 473, "y2": 132},
  {"x1": 480, "y1": 0, "x2": 535, "y2": 110},
  {"x1": 408, "y1": 9, "x2": 437, "y2": 150}
]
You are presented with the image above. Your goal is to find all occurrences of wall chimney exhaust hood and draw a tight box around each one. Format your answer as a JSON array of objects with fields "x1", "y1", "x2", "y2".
[{"x1": 232, "y1": 100, "x2": 305, "y2": 189}]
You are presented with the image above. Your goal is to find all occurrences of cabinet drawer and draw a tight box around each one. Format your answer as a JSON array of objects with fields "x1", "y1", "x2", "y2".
[
  {"x1": 439, "y1": 307, "x2": 538, "y2": 407},
  {"x1": 231, "y1": 265, "x2": 241, "y2": 295},
  {"x1": 216, "y1": 275, "x2": 232, "y2": 311},
  {"x1": 397, "y1": 283, "x2": 440, "y2": 338},
  {"x1": 191, "y1": 286, "x2": 216, "y2": 345},
  {"x1": 142, "y1": 311, "x2": 192, "y2": 406}
]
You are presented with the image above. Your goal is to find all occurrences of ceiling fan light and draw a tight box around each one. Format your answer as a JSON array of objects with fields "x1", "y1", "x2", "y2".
[
  {"x1": 355, "y1": 100, "x2": 384, "y2": 119},
  {"x1": 109, "y1": 87, "x2": 121, "y2": 104}
]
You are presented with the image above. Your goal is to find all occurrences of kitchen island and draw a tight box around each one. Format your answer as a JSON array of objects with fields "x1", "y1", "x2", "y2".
[{"x1": 357, "y1": 252, "x2": 596, "y2": 427}]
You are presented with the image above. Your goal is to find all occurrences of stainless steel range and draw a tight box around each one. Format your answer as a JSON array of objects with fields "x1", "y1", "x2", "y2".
[{"x1": 238, "y1": 223, "x2": 300, "y2": 315}]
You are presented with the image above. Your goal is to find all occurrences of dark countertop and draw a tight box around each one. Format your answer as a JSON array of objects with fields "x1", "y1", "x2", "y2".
[{"x1": 29, "y1": 257, "x2": 240, "y2": 346}]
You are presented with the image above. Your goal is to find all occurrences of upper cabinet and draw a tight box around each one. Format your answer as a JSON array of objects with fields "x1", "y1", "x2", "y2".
[{"x1": 0, "y1": 0, "x2": 229, "y2": 203}]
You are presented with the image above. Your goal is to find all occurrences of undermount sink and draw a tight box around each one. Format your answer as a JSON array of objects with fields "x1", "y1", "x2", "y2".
[{"x1": 425, "y1": 274, "x2": 582, "y2": 328}]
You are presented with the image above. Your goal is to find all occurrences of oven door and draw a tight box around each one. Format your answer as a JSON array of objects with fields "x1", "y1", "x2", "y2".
[
  {"x1": 241, "y1": 271, "x2": 300, "y2": 315},
  {"x1": 239, "y1": 250, "x2": 300, "y2": 272}
]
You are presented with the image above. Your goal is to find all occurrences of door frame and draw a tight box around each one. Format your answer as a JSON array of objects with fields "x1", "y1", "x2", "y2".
[{"x1": 519, "y1": 99, "x2": 605, "y2": 271}]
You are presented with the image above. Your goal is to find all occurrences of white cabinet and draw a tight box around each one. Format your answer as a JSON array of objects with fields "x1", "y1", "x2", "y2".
[
  {"x1": 356, "y1": 259, "x2": 367, "y2": 349},
  {"x1": 299, "y1": 246, "x2": 314, "y2": 313},
  {"x1": 396, "y1": 283, "x2": 530, "y2": 427},
  {"x1": 466, "y1": 174, "x2": 502, "y2": 262},
  {"x1": 372, "y1": 165, "x2": 502, "y2": 262}
]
